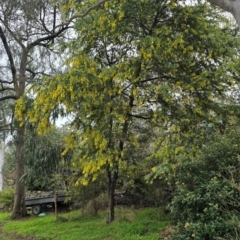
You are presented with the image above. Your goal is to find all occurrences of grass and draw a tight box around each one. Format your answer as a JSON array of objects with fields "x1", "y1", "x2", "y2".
[{"x1": 0, "y1": 207, "x2": 169, "y2": 240}]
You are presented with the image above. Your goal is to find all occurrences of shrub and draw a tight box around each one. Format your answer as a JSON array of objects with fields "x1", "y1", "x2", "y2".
[
  {"x1": 0, "y1": 188, "x2": 14, "y2": 211},
  {"x1": 85, "y1": 193, "x2": 108, "y2": 215},
  {"x1": 169, "y1": 131, "x2": 240, "y2": 240}
]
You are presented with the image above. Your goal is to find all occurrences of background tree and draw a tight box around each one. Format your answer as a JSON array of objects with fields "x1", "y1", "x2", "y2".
[
  {"x1": 23, "y1": 126, "x2": 70, "y2": 189},
  {"x1": 23, "y1": 0, "x2": 240, "y2": 223},
  {"x1": 3, "y1": 125, "x2": 72, "y2": 218},
  {"x1": 0, "y1": 0, "x2": 107, "y2": 219},
  {"x1": 168, "y1": 127, "x2": 240, "y2": 240},
  {"x1": 24, "y1": 125, "x2": 72, "y2": 219}
]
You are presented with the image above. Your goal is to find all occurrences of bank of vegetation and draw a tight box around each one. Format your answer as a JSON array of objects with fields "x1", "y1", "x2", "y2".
[{"x1": 0, "y1": 1, "x2": 240, "y2": 240}]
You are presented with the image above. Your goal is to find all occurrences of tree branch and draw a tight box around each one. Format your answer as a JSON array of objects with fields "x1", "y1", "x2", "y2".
[
  {"x1": 28, "y1": 26, "x2": 68, "y2": 48},
  {"x1": 207, "y1": 0, "x2": 240, "y2": 27},
  {"x1": 0, "y1": 17, "x2": 26, "y2": 49},
  {"x1": 0, "y1": 87, "x2": 15, "y2": 92},
  {"x1": 26, "y1": 68, "x2": 51, "y2": 77},
  {"x1": 0, "y1": 95, "x2": 17, "y2": 101},
  {"x1": 0, "y1": 26, "x2": 17, "y2": 86},
  {"x1": 129, "y1": 114, "x2": 151, "y2": 120},
  {"x1": 29, "y1": 0, "x2": 108, "y2": 48},
  {"x1": 0, "y1": 79, "x2": 14, "y2": 85},
  {"x1": 55, "y1": 0, "x2": 108, "y2": 28},
  {"x1": 207, "y1": 0, "x2": 235, "y2": 12}
]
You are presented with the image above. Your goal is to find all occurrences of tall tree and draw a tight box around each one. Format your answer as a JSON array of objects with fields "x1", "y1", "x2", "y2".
[
  {"x1": 21, "y1": 0, "x2": 239, "y2": 222},
  {"x1": 0, "y1": 0, "x2": 106, "y2": 219}
]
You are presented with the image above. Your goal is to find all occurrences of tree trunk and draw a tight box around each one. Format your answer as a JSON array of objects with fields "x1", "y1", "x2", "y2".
[
  {"x1": 11, "y1": 126, "x2": 27, "y2": 219},
  {"x1": 207, "y1": 0, "x2": 240, "y2": 28},
  {"x1": 107, "y1": 168, "x2": 118, "y2": 223},
  {"x1": 54, "y1": 192, "x2": 58, "y2": 220}
]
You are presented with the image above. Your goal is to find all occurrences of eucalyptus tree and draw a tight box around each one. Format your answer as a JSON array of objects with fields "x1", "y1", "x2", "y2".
[
  {"x1": 207, "y1": 0, "x2": 240, "y2": 27},
  {"x1": 23, "y1": 0, "x2": 240, "y2": 223},
  {"x1": 23, "y1": 126, "x2": 70, "y2": 189},
  {"x1": 0, "y1": 0, "x2": 107, "y2": 219},
  {"x1": 24, "y1": 125, "x2": 72, "y2": 219}
]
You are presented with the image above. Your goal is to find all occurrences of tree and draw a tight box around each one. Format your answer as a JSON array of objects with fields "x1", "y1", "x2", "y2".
[
  {"x1": 207, "y1": 0, "x2": 240, "y2": 27},
  {"x1": 3, "y1": 125, "x2": 72, "y2": 218},
  {"x1": 23, "y1": 126, "x2": 69, "y2": 188},
  {"x1": 0, "y1": 0, "x2": 70, "y2": 218},
  {"x1": 169, "y1": 128, "x2": 240, "y2": 240},
  {"x1": 24, "y1": 126, "x2": 72, "y2": 219},
  {"x1": 0, "y1": 0, "x2": 107, "y2": 219},
  {"x1": 22, "y1": 0, "x2": 239, "y2": 223}
]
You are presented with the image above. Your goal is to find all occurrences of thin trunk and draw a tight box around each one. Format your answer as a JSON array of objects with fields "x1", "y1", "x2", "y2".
[
  {"x1": 107, "y1": 167, "x2": 118, "y2": 223},
  {"x1": 54, "y1": 192, "x2": 58, "y2": 220},
  {"x1": 11, "y1": 126, "x2": 27, "y2": 219}
]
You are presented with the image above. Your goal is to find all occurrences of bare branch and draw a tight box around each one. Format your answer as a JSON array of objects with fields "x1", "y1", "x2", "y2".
[
  {"x1": 55, "y1": 0, "x2": 108, "y2": 29},
  {"x1": 0, "y1": 17, "x2": 26, "y2": 49},
  {"x1": 0, "y1": 79, "x2": 14, "y2": 85},
  {"x1": 26, "y1": 68, "x2": 51, "y2": 77},
  {"x1": 0, "y1": 87, "x2": 15, "y2": 92},
  {"x1": 39, "y1": 5, "x2": 52, "y2": 34},
  {"x1": 28, "y1": 0, "x2": 108, "y2": 48},
  {"x1": 0, "y1": 95, "x2": 16, "y2": 101},
  {"x1": 68, "y1": 0, "x2": 107, "y2": 21},
  {"x1": 28, "y1": 26, "x2": 68, "y2": 48},
  {"x1": 0, "y1": 26, "x2": 17, "y2": 84}
]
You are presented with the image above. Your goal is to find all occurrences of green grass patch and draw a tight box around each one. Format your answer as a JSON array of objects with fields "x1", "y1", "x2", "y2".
[
  {"x1": 0, "y1": 212, "x2": 9, "y2": 222},
  {"x1": 0, "y1": 207, "x2": 169, "y2": 240}
]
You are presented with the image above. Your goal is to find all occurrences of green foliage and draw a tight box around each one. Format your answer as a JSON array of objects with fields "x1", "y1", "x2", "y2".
[
  {"x1": 85, "y1": 193, "x2": 108, "y2": 215},
  {"x1": 2, "y1": 145, "x2": 15, "y2": 188},
  {"x1": 0, "y1": 188, "x2": 14, "y2": 211},
  {"x1": 121, "y1": 176, "x2": 170, "y2": 208},
  {"x1": 24, "y1": 0, "x2": 240, "y2": 188},
  {"x1": 68, "y1": 173, "x2": 107, "y2": 215},
  {"x1": 23, "y1": 126, "x2": 71, "y2": 191},
  {"x1": 169, "y1": 129, "x2": 240, "y2": 240},
  {"x1": 16, "y1": 0, "x2": 240, "y2": 223}
]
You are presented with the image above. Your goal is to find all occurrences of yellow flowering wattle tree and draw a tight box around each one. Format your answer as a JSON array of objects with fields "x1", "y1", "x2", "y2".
[{"x1": 18, "y1": 0, "x2": 240, "y2": 223}]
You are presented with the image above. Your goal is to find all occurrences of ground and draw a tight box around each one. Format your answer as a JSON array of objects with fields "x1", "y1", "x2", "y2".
[{"x1": 0, "y1": 223, "x2": 36, "y2": 240}]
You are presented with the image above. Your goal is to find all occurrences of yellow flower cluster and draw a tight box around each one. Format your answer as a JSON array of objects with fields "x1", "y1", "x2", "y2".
[{"x1": 15, "y1": 98, "x2": 26, "y2": 127}]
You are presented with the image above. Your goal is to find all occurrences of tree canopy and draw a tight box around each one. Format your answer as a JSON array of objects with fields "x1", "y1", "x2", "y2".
[{"x1": 16, "y1": 0, "x2": 240, "y2": 222}]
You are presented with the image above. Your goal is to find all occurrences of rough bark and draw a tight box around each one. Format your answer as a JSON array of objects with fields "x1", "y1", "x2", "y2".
[
  {"x1": 207, "y1": 0, "x2": 240, "y2": 27},
  {"x1": 11, "y1": 126, "x2": 27, "y2": 219}
]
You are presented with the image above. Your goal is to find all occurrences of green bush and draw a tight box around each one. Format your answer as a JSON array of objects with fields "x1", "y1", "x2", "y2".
[
  {"x1": 0, "y1": 188, "x2": 14, "y2": 211},
  {"x1": 85, "y1": 193, "x2": 108, "y2": 215},
  {"x1": 169, "y1": 131, "x2": 240, "y2": 240}
]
